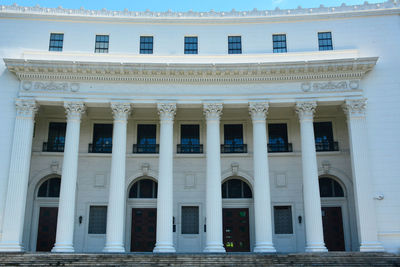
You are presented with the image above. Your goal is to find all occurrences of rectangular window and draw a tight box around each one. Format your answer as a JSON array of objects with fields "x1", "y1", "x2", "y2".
[
  {"x1": 268, "y1": 123, "x2": 291, "y2": 152},
  {"x1": 318, "y1": 32, "x2": 333, "y2": 51},
  {"x1": 222, "y1": 124, "x2": 246, "y2": 153},
  {"x1": 184, "y1": 36, "x2": 198, "y2": 54},
  {"x1": 140, "y1": 36, "x2": 153, "y2": 54},
  {"x1": 95, "y1": 35, "x2": 109, "y2": 53},
  {"x1": 49, "y1": 33, "x2": 64, "y2": 51},
  {"x1": 228, "y1": 36, "x2": 242, "y2": 54},
  {"x1": 45, "y1": 122, "x2": 66, "y2": 152},
  {"x1": 178, "y1": 124, "x2": 201, "y2": 153},
  {"x1": 314, "y1": 121, "x2": 338, "y2": 151},
  {"x1": 134, "y1": 124, "x2": 158, "y2": 153},
  {"x1": 274, "y1": 206, "x2": 293, "y2": 234},
  {"x1": 273, "y1": 34, "x2": 287, "y2": 53},
  {"x1": 181, "y1": 206, "x2": 199, "y2": 234},
  {"x1": 88, "y1": 206, "x2": 107, "y2": 234},
  {"x1": 91, "y1": 124, "x2": 113, "y2": 153}
]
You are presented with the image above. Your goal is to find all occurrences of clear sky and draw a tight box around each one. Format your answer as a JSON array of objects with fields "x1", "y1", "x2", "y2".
[{"x1": 0, "y1": 0, "x2": 384, "y2": 12}]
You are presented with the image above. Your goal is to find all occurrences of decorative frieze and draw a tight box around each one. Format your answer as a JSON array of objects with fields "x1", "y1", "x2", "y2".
[
  {"x1": 342, "y1": 98, "x2": 367, "y2": 117},
  {"x1": 15, "y1": 98, "x2": 38, "y2": 118},
  {"x1": 157, "y1": 103, "x2": 177, "y2": 121},
  {"x1": 301, "y1": 80, "x2": 359, "y2": 92},
  {"x1": 22, "y1": 81, "x2": 80, "y2": 92},
  {"x1": 203, "y1": 103, "x2": 223, "y2": 120},
  {"x1": 249, "y1": 102, "x2": 269, "y2": 121},
  {"x1": 295, "y1": 101, "x2": 317, "y2": 121}
]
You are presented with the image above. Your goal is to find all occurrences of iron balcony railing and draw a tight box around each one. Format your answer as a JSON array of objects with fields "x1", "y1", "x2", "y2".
[
  {"x1": 133, "y1": 144, "x2": 159, "y2": 154},
  {"x1": 88, "y1": 143, "x2": 112, "y2": 153},
  {"x1": 221, "y1": 144, "x2": 248, "y2": 153},
  {"x1": 42, "y1": 142, "x2": 64, "y2": 152},
  {"x1": 268, "y1": 143, "x2": 293, "y2": 153},
  {"x1": 177, "y1": 144, "x2": 203, "y2": 154},
  {"x1": 315, "y1": 141, "x2": 339, "y2": 152}
]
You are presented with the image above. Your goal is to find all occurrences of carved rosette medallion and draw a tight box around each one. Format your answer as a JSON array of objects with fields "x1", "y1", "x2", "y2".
[
  {"x1": 342, "y1": 98, "x2": 367, "y2": 118},
  {"x1": 203, "y1": 103, "x2": 223, "y2": 121},
  {"x1": 111, "y1": 103, "x2": 131, "y2": 122},
  {"x1": 295, "y1": 101, "x2": 317, "y2": 121},
  {"x1": 157, "y1": 103, "x2": 177, "y2": 121},
  {"x1": 15, "y1": 98, "x2": 38, "y2": 118},
  {"x1": 64, "y1": 102, "x2": 86, "y2": 121},
  {"x1": 249, "y1": 102, "x2": 269, "y2": 121}
]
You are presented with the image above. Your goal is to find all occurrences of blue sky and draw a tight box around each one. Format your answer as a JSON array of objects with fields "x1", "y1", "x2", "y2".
[{"x1": 0, "y1": 0, "x2": 384, "y2": 12}]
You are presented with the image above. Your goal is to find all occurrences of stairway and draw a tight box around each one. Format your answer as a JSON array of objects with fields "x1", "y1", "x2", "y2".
[{"x1": 0, "y1": 252, "x2": 399, "y2": 267}]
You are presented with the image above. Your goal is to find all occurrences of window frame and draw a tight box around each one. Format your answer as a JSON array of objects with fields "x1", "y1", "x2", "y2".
[
  {"x1": 272, "y1": 34, "x2": 287, "y2": 53},
  {"x1": 94, "y1": 34, "x2": 110, "y2": 53},
  {"x1": 184, "y1": 36, "x2": 198, "y2": 54},
  {"x1": 313, "y1": 119, "x2": 338, "y2": 152},
  {"x1": 90, "y1": 122, "x2": 113, "y2": 153},
  {"x1": 228, "y1": 35, "x2": 242, "y2": 54},
  {"x1": 87, "y1": 205, "x2": 108, "y2": 235},
  {"x1": 318, "y1": 31, "x2": 333, "y2": 51},
  {"x1": 181, "y1": 206, "x2": 200, "y2": 235},
  {"x1": 49, "y1": 33, "x2": 64, "y2": 52},
  {"x1": 140, "y1": 36, "x2": 154, "y2": 54},
  {"x1": 272, "y1": 204, "x2": 295, "y2": 236}
]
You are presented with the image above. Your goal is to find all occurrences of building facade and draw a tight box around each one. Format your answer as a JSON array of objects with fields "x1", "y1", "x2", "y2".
[{"x1": 0, "y1": 1, "x2": 399, "y2": 254}]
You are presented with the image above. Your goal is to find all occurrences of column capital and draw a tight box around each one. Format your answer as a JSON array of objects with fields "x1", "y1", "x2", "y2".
[
  {"x1": 296, "y1": 101, "x2": 317, "y2": 121},
  {"x1": 157, "y1": 103, "x2": 176, "y2": 121},
  {"x1": 15, "y1": 98, "x2": 38, "y2": 118},
  {"x1": 111, "y1": 102, "x2": 131, "y2": 122},
  {"x1": 342, "y1": 98, "x2": 367, "y2": 118},
  {"x1": 64, "y1": 102, "x2": 85, "y2": 121},
  {"x1": 203, "y1": 103, "x2": 223, "y2": 121},
  {"x1": 249, "y1": 102, "x2": 269, "y2": 121}
]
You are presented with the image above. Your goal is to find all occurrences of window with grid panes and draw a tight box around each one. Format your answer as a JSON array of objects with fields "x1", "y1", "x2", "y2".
[
  {"x1": 274, "y1": 206, "x2": 293, "y2": 234},
  {"x1": 228, "y1": 36, "x2": 242, "y2": 54},
  {"x1": 273, "y1": 34, "x2": 287, "y2": 53},
  {"x1": 181, "y1": 206, "x2": 199, "y2": 234},
  {"x1": 318, "y1": 32, "x2": 333, "y2": 51},
  {"x1": 140, "y1": 36, "x2": 153, "y2": 54},
  {"x1": 184, "y1": 37, "x2": 198, "y2": 54},
  {"x1": 88, "y1": 206, "x2": 107, "y2": 234},
  {"x1": 95, "y1": 35, "x2": 109, "y2": 53},
  {"x1": 49, "y1": 33, "x2": 64, "y2": 51}
]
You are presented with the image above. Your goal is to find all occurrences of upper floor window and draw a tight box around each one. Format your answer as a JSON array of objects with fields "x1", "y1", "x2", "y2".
[
  {"x1": 274, "y1": 206, "x2": 293, "y2": 234},
  {"x1": 184, "y1": 37, "x2": 198, "y2": 54},
  {"x1": 95, "y1": 35, "x2": 109, "y2": 53},
  {"x1": 49, "y1": 33, "x2": 64, "y2": 51},
  {"x1": 222, "y1": 124, "x2": 247, "y2": 153},
  {"x1": 319, "y1": 177, "x2": 344, "y2": 197},
  {"x1": 268, "y1": 123, "x2": 292, "y2": 152},
  {"x1": 313, "y1": 122, "x2": 338, "y2": 151},
  {"x1": 37, "y1": 177, "x2": 61, "y2": 198},
  {"x1": 228, "y1": 36, "x2": 242, "y2": 54},
  {"x1": 88, "y1": 206, "x2": 107, "y2": 234},
  {"x1": 273, "y1": 34, "x2": 287, "y2": 53},
  {"x1": 140, "y1": 36, "x2": 153, "y2": 54},
  {"x1": 89, "y1": 124, "x2": 113, "y2": 153},
  {"x1": 129, "y1": 179, "x2": 158, "y2": 198},
  {"x1": 133, "y1": 124, "x2": 158, "y2": 153},
  {"x1": 318, "y1": 32, "x2": 333, "y2": 51},
  {"x1": 222, "y1": 179, "x2": 252, "y2": 198},
  {"x1": 43, "y1": 122, "x2": 66, "y2": 152},
  {"x1": 178, "y1": 124, "x2": 202, "y2": 153}
]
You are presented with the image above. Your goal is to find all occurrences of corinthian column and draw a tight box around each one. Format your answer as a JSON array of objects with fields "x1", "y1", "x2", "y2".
[
  {"x1": 153, "y1": 103, "x2": 176, "y2": 253},
  {"x1": 249, "y1": 102, "x2": 276, "y2": 253},
  {"x1": 0, "y1": 99, "x2": 38, "y2": 252},
  {"x1": 103, "y1": 103, "x2": 131, "y2": 253},
  {"x1": 52, "y1": 102, "x2": 85, "y2": 252},
  {"x1": 203, "y1": 103, "x2": 225, "y2": 253},
  {"x1": 296, "y1": 101, "x2": 327, "y2": 252},
  {"x1": 343, "y1": 99, "x2": 384, "y2": 252}
]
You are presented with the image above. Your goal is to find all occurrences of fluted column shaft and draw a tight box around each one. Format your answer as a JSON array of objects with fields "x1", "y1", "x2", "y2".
[
  {"x1": 296, "y1": 102, "x2": 327, "y2": 252},
  {"x1": 52, "y1": 102, "x2": 85, "y2": 252},
  {"x1": 103, "y1": 103, "x2": 131, "y2": 252},
  {"x1": 249, "y1": 102, "x2": 276, "y2": 253},
  {"x1": 153, "y1": 103, "x2": 176, "y2": 253},
  {"x1": 343, "y1": 99, "x2": 384, "y2": 252},
  {"x1": 203, "y1": 103, "x2": 225, "y2": 253},
  {"x1": 0, "y1": 99, "x2": 38, "y2": 252}
]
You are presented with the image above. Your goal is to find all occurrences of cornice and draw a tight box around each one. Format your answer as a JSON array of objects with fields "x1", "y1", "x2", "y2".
[
  {"x1": 0, "y1": 1, "x2": 399, "y2": 23},
  {"x1": 4, "y1": 57, "x2": 378, "y2": 84}
]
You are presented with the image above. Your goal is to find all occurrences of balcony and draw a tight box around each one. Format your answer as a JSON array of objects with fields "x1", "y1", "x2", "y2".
[
  {"x1": 268, "y1": 143, "x2": 293, "y2": 153},
  {"x1": 133, "y1": 144, "x2": 159, "y2": 154},
  {"x1": 177, "y1": 144, "x2": 203, "y2": 154},
  {"x1": 42, "y1": 142, "x2": 64, "y2": 152},
  {"x1": 315, "y1": 141, "x2": 339, "y2": 152},
  {"x1": 221, "y1": 144, "x2": 247, "y2": 154},
  {"x1": 88, "y1": 143, "x2": 112, "y2": 153}
]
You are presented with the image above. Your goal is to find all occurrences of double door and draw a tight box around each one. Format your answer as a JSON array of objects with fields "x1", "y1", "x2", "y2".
[
  {"x1": 222, "y1": 208, "x2": 250, "y2": 252},
  {"x1": 130, "y1": 208, "x2": 157, "y2": 252}
]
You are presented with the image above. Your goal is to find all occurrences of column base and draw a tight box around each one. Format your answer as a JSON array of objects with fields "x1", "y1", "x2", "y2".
[
  {"x1": 305, "y1": 243, "x2": 328, "y2": 252},
  {"x1": 360, "y1": 242, "x2": 385, "y2": 252},
  {"x1": 203, "y1": 243, "x2": 226, "y2": 253},
  {"x1": 103, "y1": 243, "x2": 125, "y2": 253},
  {"x1": 0, "y1": 242, "x2": 24, "y2": 252},
  {"x1": 153, "y1": 242, "x2": 176, "y2": 253},
  {"x1": 51, "y1": 243, "x2": 74, "y2": 253},
  {"x1": 253, "y1": 242, "x2": 276, "y2": 253}
]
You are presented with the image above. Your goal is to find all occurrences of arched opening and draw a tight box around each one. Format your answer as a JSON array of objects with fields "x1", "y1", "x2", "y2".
[
  {"x1": 35, "y1": 176, "x2": 61, "y2": 252},
  {"x1": 128, "y1": 178, "x2": 158, "y2": 199},
  {"x1": 221, "y1": 177, "x2": 253, "y2": 252}
]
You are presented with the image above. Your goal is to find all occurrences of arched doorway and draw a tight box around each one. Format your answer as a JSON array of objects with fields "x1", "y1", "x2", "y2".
[
  {"x1": 221, "y1": 177, "x2": 253, "y2": 252},
  {"x1": 34, "y1": 176, "x2": 61, "y2": 251},
  {"x1": 127, "y1": 177, "x2": 157, "y2": 252},
  {"x1": 319, "y1": 176, "x2": 349, "y2": 251}
]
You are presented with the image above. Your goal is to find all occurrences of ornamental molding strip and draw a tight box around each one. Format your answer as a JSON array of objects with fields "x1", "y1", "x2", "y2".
[
  {"x1": 5, "y1": 57, "x2": 378, "y2": 84},
  {"x1": 301, "y1": 80, "x2": 359, "y2": 92}
]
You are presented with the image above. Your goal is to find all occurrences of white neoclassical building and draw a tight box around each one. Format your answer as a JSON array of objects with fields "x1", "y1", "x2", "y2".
[{"x1": 0, "y1": 1, "x2": 399, "y2": 254}]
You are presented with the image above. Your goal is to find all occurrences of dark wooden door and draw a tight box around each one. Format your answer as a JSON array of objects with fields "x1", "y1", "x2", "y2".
[
  {"x1": 36, "y1": 207, "x2": 58, "y2": 252},
  {"x1": 131, "y1": 208, "x2": 157, "y2": 252},
  {"x1": 322, "y1": 206, "x2": 345, "y2": 251},
  {"x1": 223, "y1": 208, "x2": 250, "y2": 252}
]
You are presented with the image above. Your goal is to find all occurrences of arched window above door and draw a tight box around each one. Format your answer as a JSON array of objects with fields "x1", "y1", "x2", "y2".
[
  {"x1": 37, "y1": 177, "x2": 61, "y2": 198},
  {"x1": 319, "y1": 177, "x2": 344, "y2": 197},
  {"x1": 222, "y1": 178, "x2": 252, "y2": 198},
  {"x1": 129, "y1": 179, "x2": 158, "y2": 198}
]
